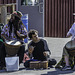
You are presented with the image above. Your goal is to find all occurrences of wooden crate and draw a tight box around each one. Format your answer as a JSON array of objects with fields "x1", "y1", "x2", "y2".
[
  {"x1": 30, "y1": 61, "x2": 40, "y2": 69},
  {"x1": 40, "y1": 61, "x2": 48, "y2": 69},
  {"x1": 30, "y1": 61, "x2": 48, "y2": 69}
]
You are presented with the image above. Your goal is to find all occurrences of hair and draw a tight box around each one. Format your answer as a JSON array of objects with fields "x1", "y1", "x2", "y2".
[
  {"x1": 28, "y1": 29, "x2": 38, "y2": 39},
  {"x1": 8, "y1": 14, "x2": 22, "y2": 39}
]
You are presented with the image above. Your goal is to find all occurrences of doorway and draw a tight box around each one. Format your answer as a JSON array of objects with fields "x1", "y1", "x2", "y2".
[{"x1": 17, "y1": 0, "x2": 44, "y2": 37}]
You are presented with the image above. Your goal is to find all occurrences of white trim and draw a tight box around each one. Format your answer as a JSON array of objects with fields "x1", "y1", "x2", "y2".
[
  {"x1": 39, "y1": 2, "x2": 43, "y2": 13},
  {"x1": 43, "y1": 0, "x2": 44, "y2": 37}
]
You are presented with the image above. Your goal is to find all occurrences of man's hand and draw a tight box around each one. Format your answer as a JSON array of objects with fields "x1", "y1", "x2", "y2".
[
  {"x1": 17, "y1": 31, "x2": 20, "y2": 37},
  {"x1": 66, "y1": 33, "x2": 72, "y2": 38},
  {"x1": 43, "y1": 51, "x2": 48, "y2": 57},
  {"x1": 17, "y1": 31, "x2": 27, "y2": 38},
  {"x1": 1, "y1": 34, "x2": 11, "y2": 41},
  {"x1": 28, "y1": 46, "x2": 34, "y2": 54}
]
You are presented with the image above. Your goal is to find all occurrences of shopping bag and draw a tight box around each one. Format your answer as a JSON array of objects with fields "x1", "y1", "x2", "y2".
[{"x1": 5, "y1": 57, "x2": 19, "y2": 71}]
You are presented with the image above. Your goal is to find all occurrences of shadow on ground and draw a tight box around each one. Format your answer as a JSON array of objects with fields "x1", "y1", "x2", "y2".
[{"x1": 41, "y1": 69, "x2": 74, "y2": 75}]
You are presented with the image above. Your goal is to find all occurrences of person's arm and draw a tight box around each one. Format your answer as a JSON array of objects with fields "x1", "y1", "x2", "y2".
[
  {"x1": 17, "y1": 31, "x2": 27, "y2": 38},
  {"x1": 42, "y1": 39, "x2": 51, "y2": 57},
  {"x1": 66, "y1": 33, "x2": 72, "y2": 38},
  {"x1": 28, "y1": 42, "x2": 34, "y2": 54},
  {"x1": 66, "y1": 23, "x2": 74, "y2": 38},
  {"x1": 28, "y1": 42, "x2": 34, "y2": 59},
  {"x1": 28, "y1": 46, "x2": 34, "y2": 54},
  {"x1": 1, "y1": 24, "x2": 10, "y2": 40},
  {"x1": 17, "y1": 24, "x2": 27, "y2": 39}
]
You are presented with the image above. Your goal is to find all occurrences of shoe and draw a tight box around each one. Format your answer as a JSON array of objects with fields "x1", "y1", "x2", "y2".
[
  {"x1": 61, "y1": 66, "x2": 71, "y2": 71},
  {"x1": 73, "y1": 65, "x2": 75, "y2": 70}
]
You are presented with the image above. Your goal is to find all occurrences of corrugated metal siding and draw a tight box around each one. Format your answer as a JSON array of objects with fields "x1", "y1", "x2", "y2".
[
  {"x1": 0, "y1": 0, "x2": 16, "y2": 14},
  {"x1": 44, "y1": 0, "x2": 75, "y2": 37}
]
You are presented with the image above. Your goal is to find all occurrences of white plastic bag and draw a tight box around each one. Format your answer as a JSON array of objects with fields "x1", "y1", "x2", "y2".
[{"x1": 5, "y1": 57, "x2": 19, "y2": 71}]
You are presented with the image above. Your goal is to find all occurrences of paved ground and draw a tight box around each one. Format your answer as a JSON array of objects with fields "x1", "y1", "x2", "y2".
[{"x1": 1, "y1": 37, "x2": 75, "y2": 75}]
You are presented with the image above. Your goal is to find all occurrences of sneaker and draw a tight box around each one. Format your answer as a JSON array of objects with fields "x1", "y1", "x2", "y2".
[{"x1": 61, "y1": 66, "x2": 71, "y2": 71}]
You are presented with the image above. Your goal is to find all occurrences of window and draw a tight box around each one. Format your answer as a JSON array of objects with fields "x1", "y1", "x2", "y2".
[{"x1": 21, "y1": 0, "x2": 39, "y2": 6}]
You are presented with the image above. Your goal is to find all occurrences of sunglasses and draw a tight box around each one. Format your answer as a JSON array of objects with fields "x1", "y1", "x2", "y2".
[{"x1": 32, "y1": 34, "x2": 38, "y2": 38}]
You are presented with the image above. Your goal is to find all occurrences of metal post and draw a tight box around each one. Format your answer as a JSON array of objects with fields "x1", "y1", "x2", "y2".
[{"x1": 1, "y1": 6, "x2": 7, "y2": 25}]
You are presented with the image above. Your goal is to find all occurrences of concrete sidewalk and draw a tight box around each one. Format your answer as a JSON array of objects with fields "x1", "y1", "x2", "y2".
[{"x1": 1, "y1": 37, "x2": 75, "y2": 75}]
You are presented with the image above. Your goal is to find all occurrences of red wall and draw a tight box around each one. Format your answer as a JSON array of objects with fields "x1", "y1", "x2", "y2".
[{"x1": 44, "y1": 0, "x2": 75, "y2": 37}]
